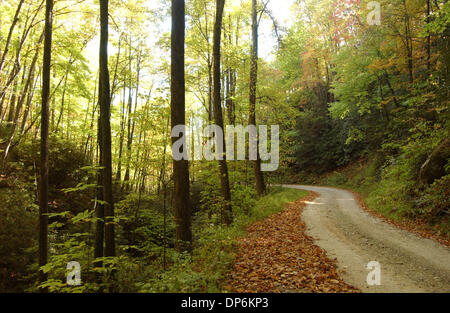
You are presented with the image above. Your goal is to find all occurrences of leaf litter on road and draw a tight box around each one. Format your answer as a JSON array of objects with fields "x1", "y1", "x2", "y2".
[{"x1": 226, "y1": 191, "x2": 359, "y2": 293}]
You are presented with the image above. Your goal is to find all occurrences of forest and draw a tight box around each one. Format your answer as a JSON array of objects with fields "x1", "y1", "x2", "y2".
[{"x1": 0, "y1": 0, "x2": 448, "y2": 293}]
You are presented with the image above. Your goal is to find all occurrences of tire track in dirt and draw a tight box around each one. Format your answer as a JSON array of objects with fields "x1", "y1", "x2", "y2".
[{"x1": 283, "y1": 185, "x2": 450, "y2": 293}]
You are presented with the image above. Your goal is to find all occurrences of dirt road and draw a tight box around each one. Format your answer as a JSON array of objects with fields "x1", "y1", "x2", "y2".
[{"x1": 281, "y1": 185, "x2": 450, "y2": 292}]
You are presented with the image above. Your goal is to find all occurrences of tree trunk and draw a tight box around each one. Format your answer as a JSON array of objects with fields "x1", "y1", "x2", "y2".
[
  {"x1": 82, "y1": 74, "x2": 98, "y2": 162},
  {"x1": 171, "y1": 0, "x2": 192, "y2": 252},
  {"x1": 249, "y1": 0, "x2": 266, "y2": 196},
  {"x1": 38, "y1": 0, "x2": 53, "y2": 287},
  {"x1": 99, "y1": 0, "x2": 115, "y2": 259},
  {"x1": 94, "y1": 117, "x2": 104, "y2": 269},
  {"x1": 56, "y1": 70, "x2": 69, "y2": 132},
  {"x1": 20, "y1": 71, "x2": 39, "y2": 134},
  {"x1": 123, "y1": 48, "x2": 140, "y2": 191},
  {"x1": 158, "y1": 116, "x2": 170, "y2": 195},
  {"x1": 110, "y1": 34, "x2": 122, "y2": 102},
  {"x1": 122, "y1": 37, "x2": 133, "y2": 191},
  {"x1": 116, "y1": 81, "x2": 126, "y2": 181},
  {"x1": 225, "y1": 15, "x2": 237, "y2": 125},
  {"x1": 6, "y1": 79, "x2": 18, "y2": 122},
  {"x1": 204, "y1": 2, "x2": 213, "y2": 123},
  {"x1": 403, "y1": 0, "x2": 413, "y2": 83},
  {"x1": 213, "y1": 0, "x2": 233, "y2": 225}
]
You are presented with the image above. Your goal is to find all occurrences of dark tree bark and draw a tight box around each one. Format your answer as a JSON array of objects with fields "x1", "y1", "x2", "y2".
[
  {"x1": 94, "y1": 117, "x2": 104, "y2": 269},
  {"x1": 249, "y1": 0, "x2": 266, "y2": 196},
  {"x1": 213, "y1": 0, "x2": 233, "y2": 225},
  {"x1": 0, "y1": 93, "x2": 6, "y2": 121},
  {"x1": 38, "y1": 0, "x2": 53, "y2": 287},
  {"x1": 98, "y1": 0, "x2": 115, "y2": 258},
  {"x1": 171, "y1": 0, "x2": 192, "y2": 252}
]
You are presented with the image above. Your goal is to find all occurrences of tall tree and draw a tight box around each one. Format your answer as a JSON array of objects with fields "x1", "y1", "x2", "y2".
[
  {"x1": 98, "y1": 0, "x2": 115, "y2": 258},
  {"x1": 171, "y1": 0, "x2": 192, "y2": 252},
  {"x1": 249, "y1": 0, "x2": 266, "y2": 196},
  {"x1": 402, "y1": 0, "x2": 413, "y2": 83},
  {"x1": 213, "y1": 0, "x2": 233, "y2": 225},
  {"x1": 224, "y1": 14, "x2": 238, "y2": 126},
  {"x1": 122, "y1": 36, "x2": 133, "y2": 191},
  {"x1": 38, "y1": 0, "x2": 53, "y2": 287},
  {"x1": 94, "y1": 117, "x2": 104, "y2": 269}
]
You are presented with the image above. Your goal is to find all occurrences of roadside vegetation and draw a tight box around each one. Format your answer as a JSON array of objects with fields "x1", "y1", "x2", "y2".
[
  {"x1": 319, "y1": 154, "x2": 450, "y2": 239},
  {"x1": 0, "y1": 0, "x2": 448, "y2": 292},
  {"x1": 274, "y1": 1, "x2": 450, "y2": 239}
]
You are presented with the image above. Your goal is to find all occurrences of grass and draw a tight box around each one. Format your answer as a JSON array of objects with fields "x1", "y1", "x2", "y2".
[{"x1": 236, "y1": 187, "x2": 309, "y2": 227}]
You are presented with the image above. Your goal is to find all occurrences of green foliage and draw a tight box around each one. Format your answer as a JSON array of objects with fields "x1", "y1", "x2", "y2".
[
  {"x1": 15, "y1": 135, "x2": 93, "y2": 218},
  {"x1": 324, "y1": 172, "x2": 348, "y2": 186},
  {"x1": 116, "y1": 192, "x2": 176, "y2": 257},
  {"x1": 319, "y1": 122, "x2": 450, "y2": 234},
  {"x1": 419, "y1": 175, "x2": 450, "y2": 219},
  {"x1": 16, "y1": 135, "x2": 87, "y2": 188},
  {"x1": 290, "y1": 88, "x2": 362, "y2": 174},
  {"x1": 278, "y1": 0, "x2": 450, "y2": 236},
  {"x1": 2, "y1": 0, "x2": 449, "y2": 294},
  {"x1": 138, "y1": 187, "x2": 308, "y2": 292},
  {"x1": 0, "y1": 177, "x2": 37, "y2": 292}
]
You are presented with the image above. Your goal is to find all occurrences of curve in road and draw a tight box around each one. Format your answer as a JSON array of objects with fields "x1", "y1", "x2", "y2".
[{"x1": 281, "y1": 185, "x2": 450, "y2": 293}]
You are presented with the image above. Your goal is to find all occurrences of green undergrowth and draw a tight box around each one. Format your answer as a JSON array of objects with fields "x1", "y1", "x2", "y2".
[
  {"x1": 138, "y1": 187, "x2": 308, "y2": 292},
  {"x1": 319, "y1": 156, "x2": 450, "y2": 237}
]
